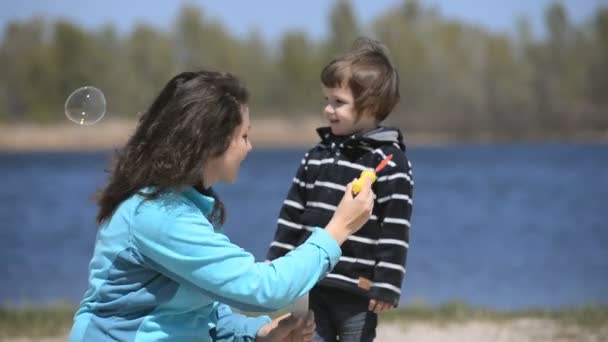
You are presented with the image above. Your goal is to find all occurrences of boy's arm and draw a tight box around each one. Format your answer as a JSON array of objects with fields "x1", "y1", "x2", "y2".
[
  {"x1": 266, "y1": 153, "x2": 311, "y2": 261},
  {"x1": 370, "y1": 153, "x2": 413, "y2": 307}
]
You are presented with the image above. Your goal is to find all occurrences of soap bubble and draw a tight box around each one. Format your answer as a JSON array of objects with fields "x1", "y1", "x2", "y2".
[{"x1": 65, "y1": 86, "x2": 106, "y2": 125}]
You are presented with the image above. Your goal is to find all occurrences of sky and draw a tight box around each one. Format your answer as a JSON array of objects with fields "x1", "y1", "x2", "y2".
[{"x1": 1, "y1": 0, "x2": 606, "y2": 41}]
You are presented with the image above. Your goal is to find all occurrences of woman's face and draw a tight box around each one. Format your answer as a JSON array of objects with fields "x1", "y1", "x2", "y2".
[{"x1": 205, "y1": 106, "x2": 252, "y2": 185}]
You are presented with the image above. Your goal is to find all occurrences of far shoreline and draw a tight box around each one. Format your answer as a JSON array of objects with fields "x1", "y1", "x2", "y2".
[{"x1": 1, "y1": 119, "x2": 607, "y2": 152}]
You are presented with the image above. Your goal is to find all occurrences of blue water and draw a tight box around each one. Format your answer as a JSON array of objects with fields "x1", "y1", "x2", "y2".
[{"x1": 1, "y1": 144, "x2": 607, "y2": 310}]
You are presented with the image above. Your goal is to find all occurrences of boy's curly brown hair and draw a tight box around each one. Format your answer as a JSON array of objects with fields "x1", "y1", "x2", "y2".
[{"x1": 321, "y1": 36, "x2": 400, "y2": 122}]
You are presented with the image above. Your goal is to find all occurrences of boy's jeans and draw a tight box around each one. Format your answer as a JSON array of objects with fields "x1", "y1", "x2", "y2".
[{"x1": 309, "y1": 286, "x2": 377, "y2": 342}]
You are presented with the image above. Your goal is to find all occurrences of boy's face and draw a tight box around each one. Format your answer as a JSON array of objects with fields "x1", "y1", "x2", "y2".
[{"x1": 322, "y1": 85, "x2": 377, "y2": 136}]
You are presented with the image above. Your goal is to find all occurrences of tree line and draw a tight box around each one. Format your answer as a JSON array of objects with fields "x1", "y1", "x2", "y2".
[{"x1": 1, "y1": 0, "x2": 606, "y2": 141}]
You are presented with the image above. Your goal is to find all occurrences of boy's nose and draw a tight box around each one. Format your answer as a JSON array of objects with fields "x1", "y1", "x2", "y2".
[{"x1": 324, "y1": 104, "x2": 334, "y2": 115}]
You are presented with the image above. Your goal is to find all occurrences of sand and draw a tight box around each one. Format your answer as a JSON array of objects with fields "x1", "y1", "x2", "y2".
[
  {"x1": 0, "y1": 118, "x2": 325, "y2": 151},
  {"x1": 3, "y1": 319, "x2": 606, "y2": 342},
  {"x1": 377, "y1": 319, "x2": 607, "y2": 342}
]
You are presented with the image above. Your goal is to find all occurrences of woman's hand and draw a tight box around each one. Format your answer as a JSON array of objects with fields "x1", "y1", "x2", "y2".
[
  {"x1": 325, "y1": 175, "x2": 375, "y2": 245},
  {"x1": 256, "y1": 311, "x2": 315, "y2": 342}
]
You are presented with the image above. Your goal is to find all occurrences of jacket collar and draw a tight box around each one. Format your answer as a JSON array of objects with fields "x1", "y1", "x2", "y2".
[
  {"x1": 315, "y1": 126, "x2": 406, "y2": 151},
  {"x1": 181, "y1": 186, "x2": 215, "y2": 216}
]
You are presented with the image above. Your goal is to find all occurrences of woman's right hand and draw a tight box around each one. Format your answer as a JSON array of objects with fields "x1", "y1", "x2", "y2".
[{"x1": 325, "y1": 174, "x2": 375, "y2": 245}]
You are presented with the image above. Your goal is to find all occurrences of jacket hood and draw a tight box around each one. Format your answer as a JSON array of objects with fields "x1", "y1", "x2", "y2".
[{"x1": 316, "y1": 126, "x2": 406, "y2": 151}]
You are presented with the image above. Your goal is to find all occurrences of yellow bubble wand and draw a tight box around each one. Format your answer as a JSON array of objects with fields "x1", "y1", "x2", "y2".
[{"x1": 352, "y1": 154, "x2": 393, "y2": 195}]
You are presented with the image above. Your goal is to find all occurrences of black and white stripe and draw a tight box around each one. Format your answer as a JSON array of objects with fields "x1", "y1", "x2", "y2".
[{"x1": 267, "y1": 126, "x2": 413, "y2": 307}]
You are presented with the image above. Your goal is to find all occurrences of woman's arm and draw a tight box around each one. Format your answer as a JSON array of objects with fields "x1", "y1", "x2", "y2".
[
  {"x1": 212, "y1": 303, "x2": 271, "y2": 341},
  {"x1": 130, "y1": 179, "x2": 373, "y2": 312},
  {"x1": 132, "y1": 203, "x2": 340, "y2": 312}
]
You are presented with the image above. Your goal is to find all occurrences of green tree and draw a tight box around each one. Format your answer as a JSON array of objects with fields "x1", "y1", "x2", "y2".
[
  {"x1": 90, "y1": 25, "x2": 131, "y2": 118},
  {"x1": 52, "y1": 21, "x2": 98, "y2": 106},
  {"x1": 276, "y1": 31, "x2": 322, "y2": 113},
  {"x1": 232, "y1": 30, "x2": 276, "y2": 115},
  {"x1": 173, "y1": 4, "x2": 240, "y2": 71},
  {"x1": 373, "y1": 0, "x2": 429, "y2": 118},
  {"x1": 588, "y1": 8, "x2": 608, "y2": 108},
  {"x1": 0, "y1": 18, "x2": 58, "y2": 121},
  {"x1": 325, "y1": 0, "x2": 361, "y2": 59},
  {"x1": 124, "y1": 24, "x2": 176, "y2": 115}
]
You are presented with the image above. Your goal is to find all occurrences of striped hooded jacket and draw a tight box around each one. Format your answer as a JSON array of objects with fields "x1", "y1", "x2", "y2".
[{"x1": 267, "y1": 126, "x2": 413, "y2": 306}]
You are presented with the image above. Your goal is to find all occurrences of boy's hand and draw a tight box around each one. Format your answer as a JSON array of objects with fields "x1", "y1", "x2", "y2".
[
  {"x1": 256, "y1": 311, "x2": 315, "y2": 342},
  {"x1": 368, "y1": 299, "x2": 393, "y2": 314}
]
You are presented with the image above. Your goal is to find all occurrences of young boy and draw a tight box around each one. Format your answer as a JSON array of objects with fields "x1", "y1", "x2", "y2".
[{"x1": 266, "y1": 37, "x2": 413, "y2": 341}]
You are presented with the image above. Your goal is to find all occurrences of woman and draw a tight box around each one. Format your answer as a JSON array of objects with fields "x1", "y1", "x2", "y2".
[{"x1": 69, "y1": 70, "x2": 375, "y2": 341}]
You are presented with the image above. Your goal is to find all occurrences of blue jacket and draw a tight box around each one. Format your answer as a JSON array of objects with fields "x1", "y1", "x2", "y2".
[{"x1": 69, "y1": 186, "x2": 341, "y2": 341}]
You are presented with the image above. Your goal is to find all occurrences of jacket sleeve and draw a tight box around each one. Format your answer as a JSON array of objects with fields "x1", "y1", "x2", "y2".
[
  {"x1": 369, "y1": 151, "x2": 413, "y2": 307},
  {"x1": 212, "y1": 303, "x2": 271, "y2": 341},
  {"x1": 130, "y1": 200, "x2": 341, "y2": 313},
  {"x1": 266, "y1": 152, "x2": 311, "y2": 261}
]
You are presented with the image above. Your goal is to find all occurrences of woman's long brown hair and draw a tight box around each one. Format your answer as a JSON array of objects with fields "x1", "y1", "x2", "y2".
[{"x1": 96, "y1": 70, "x2": 249, "y2": 225}]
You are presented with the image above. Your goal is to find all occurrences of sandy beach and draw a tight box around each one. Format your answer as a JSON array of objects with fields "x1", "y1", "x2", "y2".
[
  {"x1": 2, "y1": 118, "x2": 606, "y2": 152},
  {"x1": 377, "y1": 319, "x2": 608, "y2": 342},
  {"x1": 0, "y1": 118, "x2": 325, "y2": 151},
  {"x1": 0, "y1": 118, "x2": 465, "y2": 151},
  {"x1": 3, "y1": 319, "x2": 607, "y2": 342}
]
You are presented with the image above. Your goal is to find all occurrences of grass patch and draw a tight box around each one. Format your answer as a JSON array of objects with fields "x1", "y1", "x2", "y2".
[
  {"x1": 0, "y1": 304, "x2": 75, "y2": 338},
  {"x1": 381, "y1": 300, "x2": 608, "y2": 331},
  {"x1": 1, "y1": 302, "x2": 606, "y2": 337}
]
